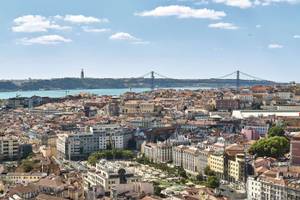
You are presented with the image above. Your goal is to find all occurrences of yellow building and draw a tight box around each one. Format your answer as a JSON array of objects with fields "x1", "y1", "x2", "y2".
[
  {"x1": 122, "y1": 101, "x2": 157, "y2": 114},
  {"x1": 208, "y1": 152, "x2": 225, "y2": 179},
  {"x1": 228, "y1": 154, "x2": 245, "y2": 183},
  {"x1": 2, "y1": 172, "x2": 47, "y2": 184}
]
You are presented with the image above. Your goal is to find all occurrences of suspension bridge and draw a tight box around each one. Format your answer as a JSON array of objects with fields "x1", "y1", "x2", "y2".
[{"x1": 136, "y1": 70, "x2": 274, "y2": 92}]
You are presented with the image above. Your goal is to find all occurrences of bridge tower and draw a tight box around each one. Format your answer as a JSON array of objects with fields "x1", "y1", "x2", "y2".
[
  {"x1": 151, "y1": 71, "x2": 155, "y2": 90},
  {"x1": 236, "y1": 70, "x2": 240, "y2": 93}
]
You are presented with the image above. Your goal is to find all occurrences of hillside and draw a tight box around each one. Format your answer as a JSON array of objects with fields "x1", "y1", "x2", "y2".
[{"x1": 0, "y1": 78, "x2": 276, "y2": 92}]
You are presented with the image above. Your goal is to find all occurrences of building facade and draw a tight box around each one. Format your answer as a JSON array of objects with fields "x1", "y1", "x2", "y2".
[
  {"x1": 142, "y1": 142, "x2": 172, "y2": 163},
  {"x1": 84, "y1": 160, "x2": 140, "y2": 192},
  {"x1": 56, "y1": 125, "x2": 133, "y2": 160},
  {"x1": 0, "y1": 136, "x2": 19, "y2": 161}
]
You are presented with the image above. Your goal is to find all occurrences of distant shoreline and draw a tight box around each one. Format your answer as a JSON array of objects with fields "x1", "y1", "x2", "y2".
[{"x1": 0, "y1": 77, "x2": 276, "y2": 94}]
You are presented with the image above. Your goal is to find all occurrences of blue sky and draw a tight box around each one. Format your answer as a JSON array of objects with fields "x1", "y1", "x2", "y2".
[{"x1": 0, "y1": 0, "x2": 300, "y2": 82}]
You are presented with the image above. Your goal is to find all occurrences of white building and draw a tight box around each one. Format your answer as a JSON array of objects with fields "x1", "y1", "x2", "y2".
[
  {"x1": 247, "y1": 176, "x2": 262, "y2": 200},
  {"x1": 142, "y1": 142, "x2": 173, "y2": 163},
  {"x1": 173, "y1": 145, "x2": 210, "y2": 174},
  {"x1": 56, "y1": 125, "x2": 133, "y2": 160},
  {"x1": 232, "y1": 110, "x2": 300, "y2": 119},
  {"x1": 247, "y1": 174, "x2": 300, "y2": 200},
  {"x1": 84, "y1": 160, "x2": 140, "y2": 192}
]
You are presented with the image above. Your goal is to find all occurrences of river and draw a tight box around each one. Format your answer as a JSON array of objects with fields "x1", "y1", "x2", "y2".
[{"x1": 0, "y1": 87, "x2": 207, "y2": 99}]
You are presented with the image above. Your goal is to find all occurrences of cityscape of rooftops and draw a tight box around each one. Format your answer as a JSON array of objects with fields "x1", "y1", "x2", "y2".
[{"x1": 0, "y1": 1, "x2": 300, "y2": 200}]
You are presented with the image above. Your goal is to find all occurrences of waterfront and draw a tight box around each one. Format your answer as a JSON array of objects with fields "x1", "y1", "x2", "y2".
[{"x1": 0, "y1": 87, "x2": 206, "y2": 99}]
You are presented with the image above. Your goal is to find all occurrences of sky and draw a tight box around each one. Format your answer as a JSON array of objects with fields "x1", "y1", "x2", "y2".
[{"x1": 0, "y1": 0, "x2": 300, "y2": 82}]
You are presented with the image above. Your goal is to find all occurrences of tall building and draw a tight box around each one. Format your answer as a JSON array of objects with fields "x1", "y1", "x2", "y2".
[
  {"x1": 56, "y1": 125, "x2": 133, "y2": 160},
  {"x1": 173, "y1": 145, "x2": 211, "y2": 174},
  {"x1": 208, "y1": 151, "x2": 225, "y2": 179},
  {"x1": 247, "y1": 173, "x2": 300, "y2": 200},
  {"x1": 290, "y1": 133, "x2": 300, "y2": 166},
  {"x1": 142, "y1": 142, "x2": 173, "y2": 163},
  {"x1": 0, "y1": 136, "x2": 20, "y2": 161}
]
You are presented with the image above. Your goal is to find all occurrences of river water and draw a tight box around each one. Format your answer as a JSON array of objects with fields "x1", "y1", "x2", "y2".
[{"x1": 0, "y1": 87, "x2": 207, "y2": 99}]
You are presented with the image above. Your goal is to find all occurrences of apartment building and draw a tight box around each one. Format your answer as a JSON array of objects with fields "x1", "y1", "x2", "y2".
[
  {"x1": 215, "y1": 99, "x2": 240, "y2": 111},
  {"x1": 243, "y1": 124, "x2": 269, "y2": 136},
  {"x1": 142, "y1": 142, "x2": 172, "y2": 163},
  {"x1": 247, "y1": 174, "x2": 300, "y2": 200},
  {"x1": 84, "y1": 160, "x2": 140, "y2": 192},
  {"x1": 127, "y1": 117, "x2": 165, "y2": 129},
  {"x1": 56, "y1": 125, "x2": 133, "y2": 160},
  {"x1": 226, "y1": 144, "x2": 246, "y2": 183},
  {"x1": 121, "y1": 101, "x2": 160, "y2": 115},
  {"x1": 227, "y1": 154, "x2": 245, "y2": 183},
  {"x1": 173, "y1": 145, "x2": 211, "y2": 174},
  {"x1": 208, "y1": 152, "x2": 225, "y2": 179},
  {"x1": 0, "y1": 136, "x2": 19, "y2": 161},
  {"x1": 1, "y1": 172, "x2": 47, "y2": 184}
]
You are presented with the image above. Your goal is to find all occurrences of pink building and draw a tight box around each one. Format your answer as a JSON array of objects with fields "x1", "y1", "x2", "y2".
[{"x1": 242, "y1": 128, "x2": 260, "y2": 141}]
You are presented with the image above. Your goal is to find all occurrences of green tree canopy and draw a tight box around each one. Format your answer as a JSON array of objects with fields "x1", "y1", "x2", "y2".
[
  {"x1": 268, "y1": 125, "x2": 285, "y2": 137},
  {"x1": 249, "y1": 136, "x2": 289, "y2": 158},
  {"x1": 88, "y1": 149, "x2": 135, "y2": 166},
  {"x1": 206, "y1": 176, "x2": 220, "y2": 189}
]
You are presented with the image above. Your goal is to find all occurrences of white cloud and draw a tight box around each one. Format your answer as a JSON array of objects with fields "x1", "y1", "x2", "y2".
[
  {"x1": 12, "y1": 15, "x2": 71, "y2": 33},
  {"x1": 208, "y1": 22, "x2": 239, "y2": 30},
  {"x1": 135, "y1": 5, "x2": 226, "y2": 20},
  {"x1": 294, "y1": 35, "x2": 300, "y2": 39},
  {"x1": 255, "y1": 0, "x2": 300, "y2": 6},
  {"x1": 193, "y1": 0, "x2": 210, "y2": 5},
  {"x1": 82, "y1": 27, "x2": 110, "y2": 33},
  {"x1": 110, "y1": 32, "x2": 140, "y2": 41},
  {"x1": 59, "y1": 15, "x2": 109, "y2": 24},
  {"x1": 256, "y1": 24, "x2": 262, "y2": 28},
  {"x1": 109, "y1": 32, "x2": 149, "y2": 44},
  {"x1": 268, "y1": 43, "x2": 283, "y2": 49},
  {"x1": 18, "y1": 35, "x2": 72, "y2": 45},
  {"x1": 213, "y1": 0, "x2": 253, "y2": 8}
]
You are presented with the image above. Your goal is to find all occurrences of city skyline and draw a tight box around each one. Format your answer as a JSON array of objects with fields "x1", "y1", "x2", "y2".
[{"x1": 1, "y1": 0, "x2": 300, "y2": 81}]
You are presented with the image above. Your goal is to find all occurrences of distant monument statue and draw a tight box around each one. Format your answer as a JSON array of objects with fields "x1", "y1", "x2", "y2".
[{"x1": 81, "y1": 69, "x2": 85, "y2": 79}]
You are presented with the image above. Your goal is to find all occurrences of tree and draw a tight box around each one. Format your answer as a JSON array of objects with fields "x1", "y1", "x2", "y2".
[
  {"x1": 22, "y1": 160, "x2": 34, "y2": 172},
  {"x1": 154, "y1": 185, "x2": 162, "y2": 196},
  {"x1": 206, "y1": 176, "x2": 220, "y2": 189},
  {"x1": 196, "y1": 173, "x2": 204, "y2": 182},
  {"x1": 87, "y1": 150, "x2": 135, "y2": 166},
  {"x1": 249, "y1": 136, "x2": 289, "y2": 158},
  {"x1": 87, "y1": 155, "x2": 98, "y2": 166},
  {"x1": 204, "y1": 166, "x2": 215, "y2": 176},
  {"x1": 175, "y1": 166, "x2": 188, "y2": 179},
  {"x1": 268, "y1": 125, "x2": 285, "y2": 137}
]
